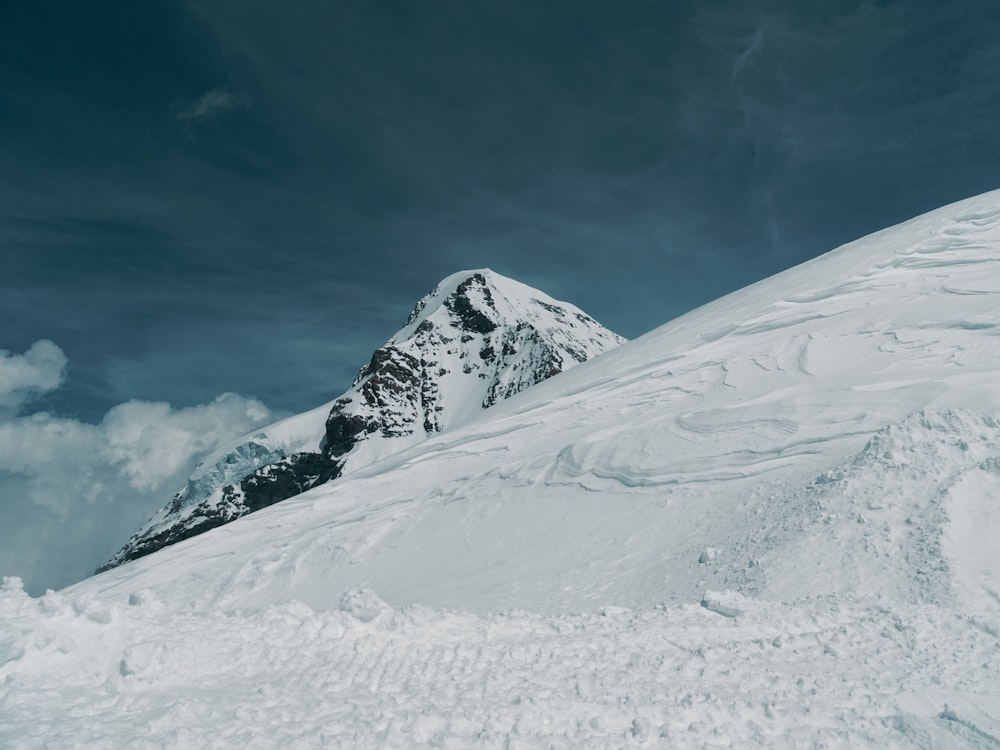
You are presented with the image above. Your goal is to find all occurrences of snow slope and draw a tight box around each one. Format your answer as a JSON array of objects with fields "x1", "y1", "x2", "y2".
[
  {"x1": 5, "y1": 191, "x2": 1000, "y2": 748},
  {"x1": 87, "y1": 191, "x2": 1000, "y2": 616}
]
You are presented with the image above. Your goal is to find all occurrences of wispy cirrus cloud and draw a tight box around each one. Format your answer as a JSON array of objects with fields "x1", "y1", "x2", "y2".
[{"x1": 177, "y1": 86, "x2": 250, "y2": 124}]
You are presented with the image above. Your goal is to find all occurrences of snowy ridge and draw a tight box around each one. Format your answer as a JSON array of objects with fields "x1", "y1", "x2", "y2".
[
  {"x1": 98, "y1": 270, "x2": 625, "y2": 572},
  {"x1": 8, "y1": 191, "x2": 1000, "y2": 747}
]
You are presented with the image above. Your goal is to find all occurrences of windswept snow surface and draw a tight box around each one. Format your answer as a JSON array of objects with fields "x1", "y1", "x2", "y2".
[
  {"x1": 6, "y1": 192, "x2": 1000, "y2": 747},
  {"x1": 3, "y1": 580, "x2": 998, "y2": 749}
]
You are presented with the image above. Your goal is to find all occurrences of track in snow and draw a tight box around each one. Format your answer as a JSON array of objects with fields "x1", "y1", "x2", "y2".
[{"x1": 2, "y1": 581, "x2": 998, "y2": 749}]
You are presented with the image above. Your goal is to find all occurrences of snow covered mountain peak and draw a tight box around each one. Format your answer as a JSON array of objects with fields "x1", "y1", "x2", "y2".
[
  {"x1": 326, "y1": 267, "x2": 626, "y2": 460},
  {"x1": 98, "y1": 270, "x2": 624, "y2": 572},
  {"x1": 339, "y1": 268, "x2": 625, "y2": 438},
  {"x1": 394, "y1": 268, "x2": 608, "y2": 348}
]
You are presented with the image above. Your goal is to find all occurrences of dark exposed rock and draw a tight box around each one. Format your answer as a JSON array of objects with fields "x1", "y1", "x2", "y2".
[
  {"x1": 358, "y1": 346, "x2": 419, "y2": 385},
  {"x1": 95, "y1": 487, "x2": 250, "y2": 573},
  {"x1": 96, "y1": 453, "x2": 344, "y2": 571},
  {"x1": 444, "y1": 274, "x2": 497, "y2": 334},
  {"x1": 95, "y1": 512, "x2": 233, "y2": 573},
  {"x1": 241, "y1": 452, "x2": 343, "y2": 512},
  {"x1": 324, "y1": 344, "x2": 428, "y2": 445},
  {"x1": 325, "y1": 406, "x2": 373, "y2": 458}
]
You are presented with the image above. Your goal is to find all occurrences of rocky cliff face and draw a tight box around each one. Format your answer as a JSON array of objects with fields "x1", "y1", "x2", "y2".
[{"x1": 98, "y1": 270, "x2": 625, "y2": 572}]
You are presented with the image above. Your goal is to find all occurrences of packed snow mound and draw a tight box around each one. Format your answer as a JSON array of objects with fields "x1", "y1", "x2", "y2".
[
  {"x1": 99, "y1": 270, "x2": 624, "y2": 572},
  {"x1": 733, "y1": 409, "x2": 1000, "y2": 611}
]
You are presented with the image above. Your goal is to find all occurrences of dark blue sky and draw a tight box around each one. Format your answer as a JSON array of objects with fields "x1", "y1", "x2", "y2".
[
  {"x1": 4, "y1": 0, "x2": 1000, "y2": 593},
  {"x1": 3, "y1": 0, "x2": 999, "y2": 421}
]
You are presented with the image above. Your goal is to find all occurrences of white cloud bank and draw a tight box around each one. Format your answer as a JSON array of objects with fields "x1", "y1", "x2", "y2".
[
  {"x1": 0, "y1": 341, "x2": 274, "y2": 594},
  {"x1": 0, "y1": 339, "x2": 67, "y2": 414}
]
